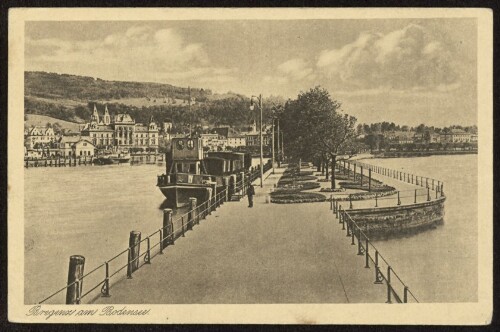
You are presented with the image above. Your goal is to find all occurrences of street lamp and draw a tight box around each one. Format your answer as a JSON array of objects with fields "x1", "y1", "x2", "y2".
[{"x1": 249, "y1": 94, "x2": 263, "y2": 188}]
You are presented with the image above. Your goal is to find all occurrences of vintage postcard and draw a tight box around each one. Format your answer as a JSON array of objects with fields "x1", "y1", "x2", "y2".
[{"x1": 8, "y1": 7, "x2": 493, "y2": 324}]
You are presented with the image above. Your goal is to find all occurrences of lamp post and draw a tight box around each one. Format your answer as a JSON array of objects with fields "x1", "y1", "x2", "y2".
[{"x1": 250, "y1": 94, "x2": 264, "y2": 187}]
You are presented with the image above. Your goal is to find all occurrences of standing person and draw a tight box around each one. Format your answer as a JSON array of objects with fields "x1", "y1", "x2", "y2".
[{"x1": 247, "y1": 183, "x2": 255, "y2": 208}]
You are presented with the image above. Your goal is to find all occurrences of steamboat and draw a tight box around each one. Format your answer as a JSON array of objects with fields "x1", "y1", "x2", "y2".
[{"x1": 157, "y1": 137, "x2": 252, "y2": 208}]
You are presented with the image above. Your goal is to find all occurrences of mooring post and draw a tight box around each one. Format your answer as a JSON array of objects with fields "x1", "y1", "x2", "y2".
[
  {"x1": 163, "y1": 208, "x2": 173, "y2": 247},
  {"x1": 65, "y1": 255, "x2": 85, "y2": 304},
  {"x1": 128, "y1": 231, "x2": 141, "y2": 275},
  {"x1": 188, "y1": 197, "x2": 197, "y2": 231},
  {"x1": 368, "y1": 168, "x2": 372, "y2": 192}
]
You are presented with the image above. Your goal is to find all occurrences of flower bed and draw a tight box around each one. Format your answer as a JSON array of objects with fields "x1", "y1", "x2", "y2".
[
  {"x1": 282, "y1": 170, "x2": 314, "y2": 177},
  {"x1": 275, "y1": 181, "x2": 321, "y2": 190},
  {"x1": 330, "y1": 190, "x2": 397, "y2": 201},
  {"x1": 278, "y1": 175, "x2": 317, "y2": 184},
  {"x1": 271, "y1": 192, "x2": 326, "y2": 204},
  {"x1": 338, "y1": 182, "x2": 395, "y2": 192},
  {"x1": 320, "y1": 187, "x2": 346, "y2": 192},
  {"x1": 317, "y1": 178, "x2": 330, "y2": 182}
]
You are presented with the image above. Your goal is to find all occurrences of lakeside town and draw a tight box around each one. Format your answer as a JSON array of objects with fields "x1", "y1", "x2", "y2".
[{"x1": 24, "y1": 104, "x2": 478, "y2": 164}]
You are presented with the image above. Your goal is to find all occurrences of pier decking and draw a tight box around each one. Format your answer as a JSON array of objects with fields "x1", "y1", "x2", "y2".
[{"x1": 92, "y1": 168, "x2": 386, "y2": 304}]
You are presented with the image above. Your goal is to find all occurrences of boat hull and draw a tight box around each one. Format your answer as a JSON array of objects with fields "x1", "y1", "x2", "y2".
[{"x1": 159, "y1": 184, "x2": 213, "y2": 209}]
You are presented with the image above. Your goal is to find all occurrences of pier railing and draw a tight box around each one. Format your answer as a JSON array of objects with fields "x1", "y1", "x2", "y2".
[
  {"x1": 333, "y1": 187, "x2": 444, "y2": 210},
  {"x1": 337, "y1": 160, "x2": 444, "y2": 194},
  {"x1": 37, "y1": 164, "x2": 269, "y2": 305},
  {"x1": 331, "y1": 202, "x2": 419, "y2": 303}
]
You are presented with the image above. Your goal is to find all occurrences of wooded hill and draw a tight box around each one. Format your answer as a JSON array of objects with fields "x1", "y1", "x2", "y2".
[
  {"x1": 24, "y1": 71, "x2": 271, "y2": 132},
  {"x1": 25, "y1": 71, "x2": 212, "y2": 102}
]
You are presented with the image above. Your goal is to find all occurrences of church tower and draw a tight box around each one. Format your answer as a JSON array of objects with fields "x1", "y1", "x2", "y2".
[
  {"x1": 103, "y1": 105, "x2": 111, "y2": 125},
  {"x1": 251, "y1": 119, "x2": 257, "y2": 133},
  {"x1": 91, "y1": 104, "x2": 100, "y2": 124}
]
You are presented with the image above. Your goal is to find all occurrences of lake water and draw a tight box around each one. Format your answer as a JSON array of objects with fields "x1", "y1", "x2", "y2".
[
  {"x1": 361, "y1": 154, "x2": 478, "y2": 303},
  {"x1": 24, "y1": 155, "x2": 477, "y2": 303}
]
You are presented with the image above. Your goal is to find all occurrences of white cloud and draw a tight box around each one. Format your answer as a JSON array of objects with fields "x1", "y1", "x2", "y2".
[
  {"x1": 316, "y1": 24, "x2": 459, "y2": 91},
  {"x1": 26, "y1": 26, "x2": 233, "y2": 86}
]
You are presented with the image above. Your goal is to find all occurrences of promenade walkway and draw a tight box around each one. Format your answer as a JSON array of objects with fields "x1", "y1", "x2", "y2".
[{"x1": 92, "y1": 167, "x2": 386, "y2": 304}]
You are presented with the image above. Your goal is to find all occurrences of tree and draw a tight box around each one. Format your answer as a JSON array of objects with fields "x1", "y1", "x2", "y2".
[{"x1": 279, "y1": 87, "x2": 357, "y2": 189}]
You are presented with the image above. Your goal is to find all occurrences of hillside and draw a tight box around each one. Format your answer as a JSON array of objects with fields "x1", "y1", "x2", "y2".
[
  {"x1": 24, "y1": 114, "x2": 82, "y2": 133},
  {"x1": 25, "y1": 71, "x2": 213, "y2": 102},
  {"x1": 24, "y1": 71, "x2": 274, "y2": 131}
]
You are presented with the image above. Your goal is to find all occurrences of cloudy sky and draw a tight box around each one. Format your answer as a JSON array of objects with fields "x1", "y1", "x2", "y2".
[{"x1": 25, "y1": 19, "x2": 477, "y2": 126}]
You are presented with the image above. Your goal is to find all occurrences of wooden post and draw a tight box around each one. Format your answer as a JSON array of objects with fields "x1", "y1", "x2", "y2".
[
  {"x1": 188, "y1": 197, "x2": 197, "y2": 230},
  {"x1": 66, "y1": 255, "x2": 85, "y2": 304},
  {"x1": 128, "y1": 231, "x2": 141, "y2": 275},
  {"x1": 163, "y1": 208, "x2": 173, "y2": 247}
]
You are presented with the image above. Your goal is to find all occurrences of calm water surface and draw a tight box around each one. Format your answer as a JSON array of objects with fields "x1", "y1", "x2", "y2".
[
  {"x1": 24, "y1": 155, "x2": 477, "y2": 303},
  {"x1": 362, "y1": 154, "x2": 478, "y2": 302}
]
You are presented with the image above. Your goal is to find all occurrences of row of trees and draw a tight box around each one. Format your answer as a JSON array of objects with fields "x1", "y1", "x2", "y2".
[
  {"x1": 357, "y1": 122, "x2": 478, "y2": 135},
  {"x1": 278, "y1": 87, "x2": 357, "y2": 189}
]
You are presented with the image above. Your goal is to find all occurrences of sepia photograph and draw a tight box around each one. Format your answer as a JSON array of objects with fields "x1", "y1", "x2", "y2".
[{"x1": 7, "y1": 7, "x2": 493, "y2": 324}]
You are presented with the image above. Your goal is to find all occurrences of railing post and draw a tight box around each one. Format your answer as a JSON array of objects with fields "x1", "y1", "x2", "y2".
[
  {"x1": 101, "y1": 261, "x2": 110, "y2": 297},
  {"x1": 341, "y1": 208, "x2": 345, "y2": 229},
  {"x1": 188, "y1": 197, "x2": 197, "y2": 231},
  {"x1": 412, "y1": 174, "x2": 414, "y2": 184},
  {"x1": 145, "y1": 237, "x2": 151, "y2": 264},
  {"x1": 330, "y1": 194, "x2": 333, "y2": 210},
  {"x1": 404, "y1": 286, "x2": 409, "y2": 303},
  {"x1": 345, "y1": 212, "x2": 351, "y2": 237},
  {"x1": 368, "y1": 168, "x2": 372, "y2": 192},
  {"x1": 127, "y1": 248, "x2": 132, "y2": 279},
  {"x1": 427, "y1": 188, "x2": 431, "y2": 201},
  {"x1": 374, "y1": 251, "x2": 383, "y2": 284},
  {"x1": 128, "y1": 231, "x2": 141, "y2": 274},
  {"x1": 432, "y1": 179, "x2": 435, "y2": 190},
  {"x1": 159, "y1": 229, "x2": 164, "y2": 254},
  {"x1": 365, "y1": 237, "x2": 370, "y2": 268},
  {"x1": 163, "y1": 208, "x2": 173, "y2": 247},
  {"x1": 397, "y1": 191, "x2": 401, "y2": 206},
  {"x1": 181, "y1": 216, "x2": 185, "y2": 237},
  {"x1": 386, "y1": 266, "x2": 392, "y2": 303},
  {"x1": 357, "y1": 229, "x2": 363, "y2": 255},
  {"x1": 66, "y1": 255, "x2": 85, "y2": 305},
  {"x1": 441, "y1": 183, "x2": 444, "y2": 197},
  {"x1": 349, "y1": 194, "x2": 353, "y2": 209},
  {"x1": 414, "y1": 189, "x2": 417, "y2": 204},
  {"x1": 351, "y1": 222, "x2": 356, "y2": 245}
]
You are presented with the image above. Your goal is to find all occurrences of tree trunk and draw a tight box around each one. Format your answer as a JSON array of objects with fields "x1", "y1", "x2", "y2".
[
  {"x1": 316, "y1": 158, "x2": 321, "y2": 172},
  {"x1": 325, "y1": 156, "x2": 329, "y2": 180},
  {"x1": 321, "y1": 155, "x2": 325, "y2": 175},
  {"x1": 331, "y1": 155, "x2": 336, "y2": 189}
]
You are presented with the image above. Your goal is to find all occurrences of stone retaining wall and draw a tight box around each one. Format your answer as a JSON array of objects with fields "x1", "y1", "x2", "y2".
[{"x1": 345, "y1": 197, "x2": 446, "y2": 239}]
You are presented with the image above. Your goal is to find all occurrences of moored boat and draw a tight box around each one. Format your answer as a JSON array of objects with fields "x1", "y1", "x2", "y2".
[{"x1": 157, "y1": 137, "x2": 251, "y2": 208}]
